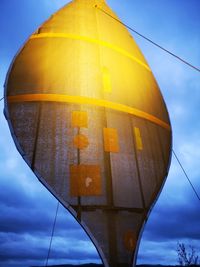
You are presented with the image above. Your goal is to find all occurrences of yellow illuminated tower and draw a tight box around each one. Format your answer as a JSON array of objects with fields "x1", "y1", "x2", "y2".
[{"x1": 4, "y1": 0, "x2": 172, "y2": 266}]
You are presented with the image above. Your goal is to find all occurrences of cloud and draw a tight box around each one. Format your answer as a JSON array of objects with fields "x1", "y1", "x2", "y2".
[
  {"x1": 137, "y1": 239, "x2": 178, "y2": 264},
  {"x1": 137, "y1": 158, "x2": 200, "y2": 265},
  {"x1": 0, "y1": 143, "x2": 99, "y2": 266},
  {"x1": 144, "y1": 201, "x2": 200, "y2": 242}
]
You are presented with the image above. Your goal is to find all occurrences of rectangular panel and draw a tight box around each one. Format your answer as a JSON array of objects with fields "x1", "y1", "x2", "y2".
[
  {"x1": 103, "y1": 127, "x2": 119, "y2": 153},
  {"x1": 134, "y1": 127, "x2": 143, "y2": 150},
  {"x1": 71, "y1": 111, "x2": 88, "y2": 128},
  {"x1": 70, "y1": 164, "x2": 102, "y2": 197}
]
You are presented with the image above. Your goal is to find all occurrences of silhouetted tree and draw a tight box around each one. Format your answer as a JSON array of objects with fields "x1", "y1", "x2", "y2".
[{"x1": 177, "y1": 242, "x2": 199, "y2": 266}]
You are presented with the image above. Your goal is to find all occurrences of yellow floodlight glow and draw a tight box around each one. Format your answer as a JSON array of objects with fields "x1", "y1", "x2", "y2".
[{"x1": 8, "y1": 94, "x2": 171, "y2": 131}]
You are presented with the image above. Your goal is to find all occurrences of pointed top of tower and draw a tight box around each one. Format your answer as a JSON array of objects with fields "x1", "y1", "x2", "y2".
[{"x1": 73, "y1": 0, "x2": 106, "y2": 6}]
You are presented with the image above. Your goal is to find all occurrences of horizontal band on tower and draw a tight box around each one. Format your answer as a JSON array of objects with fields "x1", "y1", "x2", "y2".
[
  {"x1": 30, "y1": 33, "x2": 151, "y2": 72},
  {"x1": 8, "y1": 94, "x2": 171, "y2": 131}
]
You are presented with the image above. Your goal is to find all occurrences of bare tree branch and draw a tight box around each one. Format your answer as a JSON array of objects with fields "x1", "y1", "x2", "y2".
[{"x1": 177, "y1": 242, "x2": 200, "y2": 266}]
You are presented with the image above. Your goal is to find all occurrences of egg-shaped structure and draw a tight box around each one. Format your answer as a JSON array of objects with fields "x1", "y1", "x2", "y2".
[{"x1": 4, "y1": 0, "x2": 172, "y2": 266}]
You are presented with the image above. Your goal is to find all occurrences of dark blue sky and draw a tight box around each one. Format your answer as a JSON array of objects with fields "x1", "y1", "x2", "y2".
[{"x1": 0, "y1": 0, "x2": 200, "y2": 266}]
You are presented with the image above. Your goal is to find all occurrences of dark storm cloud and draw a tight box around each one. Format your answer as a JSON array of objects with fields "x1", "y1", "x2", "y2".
[
  {"x1": 0, "y1": 244, "x2": 47, "y2": 261},
  {"x1": 0, "y1": 171, "x2": 97, "y2": 266},
  {"x1": 142, "y1": 195, "x2": 200, "y2": 242},
  {"x1": 0, "y1": 175, "x2": 48, "y2": 234},
  {"x1": 0, "y1": 173, "x2": 84, "y2": 235},
  {"x1": 46, "y1": 247, "x2": 99, "y2": 260},
  {"x1": 0, "y1": 241, "x2": 97, "y2": 261},
  {"x1": 0, "y1": 159, "x2": 96, "y2": 265},
  {"x1": 137, "y1": 167, "x2": 200, "y2": 265},
  {"x1": 0, "y1": 175, "x2": 33, "y2": 209}
]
